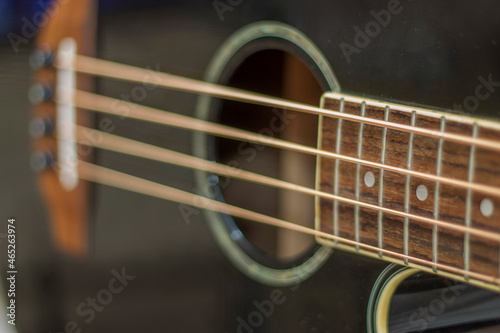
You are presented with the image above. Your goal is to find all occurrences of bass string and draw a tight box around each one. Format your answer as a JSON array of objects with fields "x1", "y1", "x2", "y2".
[
  {"x1": 70, "y1": 125, "x2": 500, "y2": 242},
  {"x1": 76, "y1": 160, "x2": 500, "y2": 286},
  {"x1": 60, "y1": 90, "x2": 500, "y2": 199},
  {"x1": 50, "y1": 48, "x2": 500, "y2": 285},
  {"x1": 54, "y1": 54, "x2": 500, "y2": 153}
]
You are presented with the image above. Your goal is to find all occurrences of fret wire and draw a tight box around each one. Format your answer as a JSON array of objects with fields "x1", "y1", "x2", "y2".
[
  {"x1": 333, "y1": 98, "x2": 344, "y2": 245},
  {"x1": 76, "y1": 160, "x2": 500, "y2": 286},
  {"x1": 315, "y1": 113, "x2": 325, "y2": 245},
  {"x1": 403, "y1": 111, "x2": 417, "y2": 265},
  {"x1": 433, "y1": 117, "x2": 446, "y2": 272},
  {"x1": 378, "y1": 106, "x2": 390, "y2": 258},
  {"x1": 354, "y1": 102, "x2": 366, "y2": 251},
  {"x1": 464, "y1": 123, "x2": 479, "y2": 279},
  {"x1": 325, "y1": 92, "x2": 500, "y2": 134},
  {"x1": 59, "y1": 55, "x2": 500, "y2": 153},
  {"x1": 69, "y1": 90, "x2": 500, "y2": 199}
]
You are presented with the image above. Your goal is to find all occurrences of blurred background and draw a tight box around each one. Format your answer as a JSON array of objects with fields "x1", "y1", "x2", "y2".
[
  {"x1": 0, "y1": 1, "x2": 233, "y2": 332},
  {"x1": 2, "y1": 1, "x2": 500, "y2": 332}
]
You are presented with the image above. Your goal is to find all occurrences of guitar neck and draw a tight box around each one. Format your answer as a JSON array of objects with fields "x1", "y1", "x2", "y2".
[{"x1": 316, "y1": 92, "x2": 500, "y2": 291}]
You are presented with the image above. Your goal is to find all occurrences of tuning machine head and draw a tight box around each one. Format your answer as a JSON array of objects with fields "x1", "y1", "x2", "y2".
[
  {"x1": 29, "y1": 150, "x2": 54, "y2": 173},
  {"x1": 29, "y1": 43, "x2": 53, "y2": 70},
  {"x1": 29, "y1": 116, "x2": 54, "y2": 139},
  {"x1": 28, "y1": 82, "x2": 53, "y2": 105}
]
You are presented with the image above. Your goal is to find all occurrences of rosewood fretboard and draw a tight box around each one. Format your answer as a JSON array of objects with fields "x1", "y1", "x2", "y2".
[{"x1": 316, "y1": 92, "x2": 500, "y2": 292}]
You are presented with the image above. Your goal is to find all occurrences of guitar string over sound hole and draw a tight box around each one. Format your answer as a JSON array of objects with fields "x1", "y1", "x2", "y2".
[
  {"x1": 215, "y1": 49, "x2": 321, "y2": 260},
  {"x1": 195, "y1": 21, "x2": 338, "y2": 286}
]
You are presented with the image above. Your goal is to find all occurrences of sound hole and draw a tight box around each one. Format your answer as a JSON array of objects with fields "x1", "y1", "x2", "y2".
[{"x1": 213, "y1": 49, "x2": 323, "y2": 262}]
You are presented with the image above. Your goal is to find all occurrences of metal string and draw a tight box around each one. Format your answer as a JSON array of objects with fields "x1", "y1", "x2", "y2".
[
  {"x1": 77, "y1": 160, "x2": 500, "y2": 286},
  {"x1": 55, "y1": 54, "x2": 500, "y2": 152},
  {"x1": 60, "y1": 90, "x2": 500, "y2": 199}
]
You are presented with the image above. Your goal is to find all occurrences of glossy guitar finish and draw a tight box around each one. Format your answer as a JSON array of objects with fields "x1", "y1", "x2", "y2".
[{"x1": 30, "y1": 0, "x2": 500, "y2": 332}]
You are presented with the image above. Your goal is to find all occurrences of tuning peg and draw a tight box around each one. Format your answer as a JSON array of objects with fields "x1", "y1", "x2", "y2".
[
  {"x1": 29, "y1": 83, "x2": 53, "y2": 105},
  {"x1": 30, "y1": 151, "x2": 54, "y2": 173},
  {"x1": 29, "y1": 44, "x2": 53, "y2": 70},
  {"x1": 29, "y1": 117, "x2": 53, "y2": 138},
  {"x1": 207, "y1": 174, "x2": 220, "y2": 186}
]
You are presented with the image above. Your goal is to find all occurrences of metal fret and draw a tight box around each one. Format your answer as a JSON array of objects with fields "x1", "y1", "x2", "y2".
[
  {"x1": 404, "y1": 111, "x2": 417, "y2": 265},
  {"x1": 432, "y1": 117, "x2": 446, "y2": 272},
  {"x1": 318, "y1": 93, "x2": 500, "y2": 292},
  {"x1": 377, "y1": 106, "x2": 390, "y2": 258},
  {"x1": 354, "y1": 102, "x2": 366, "y2": 251},
  {"x1": 464, "y1": 123, "x2": 479, "y2": 278},
  {"x1": 333, "y1": 98, "x2": 345, "y2": 244}
]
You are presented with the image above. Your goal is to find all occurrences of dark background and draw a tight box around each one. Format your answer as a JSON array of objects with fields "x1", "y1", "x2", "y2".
[
  {"x1": 2, "y1": 1, "x2": 500, "y2": 332},
  {"x1": 0, "y1": 1, "x2": 229, "y2": 332}
]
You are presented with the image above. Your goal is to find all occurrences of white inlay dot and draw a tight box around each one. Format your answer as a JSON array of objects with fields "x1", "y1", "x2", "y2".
[
  {"x1": 364, "y1": 171, "x2": 375, "y2": 187},
  {"x1": 480, "y1": 198, "x2": 494, "y2": 217},
  {"x1": 416, "y1": 184, "x2": 428, "y2": 201}
]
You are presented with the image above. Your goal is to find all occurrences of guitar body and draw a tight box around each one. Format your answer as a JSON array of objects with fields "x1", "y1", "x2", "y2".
[{"x1": 27, "y1": 0, "x2": 500, "y2": 332}]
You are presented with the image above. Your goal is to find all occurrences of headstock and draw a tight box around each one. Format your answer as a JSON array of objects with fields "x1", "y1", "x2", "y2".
[{"x1": 29, "y1": 0, "x2": 97, "y2": 255}]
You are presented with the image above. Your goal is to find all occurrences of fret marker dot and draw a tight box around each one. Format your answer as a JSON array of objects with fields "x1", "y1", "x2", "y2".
[
  {"x1": 416, "y1": 185, "x2": 428, "y2": 201},
  {"x1": 480, "y1": 198, "x2": 494, "y2": 217},
  {"x1": 364, "y1": 171, "x2": 375, "y2": 187}
]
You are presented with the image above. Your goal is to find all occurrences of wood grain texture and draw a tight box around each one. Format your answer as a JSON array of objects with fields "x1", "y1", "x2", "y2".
[
  {"x1": 317, "y1": 94, "x2": 500, "y2": 289},
  {"x1": 32, "y1": 0, "x2": 97, "y2": 255}
]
